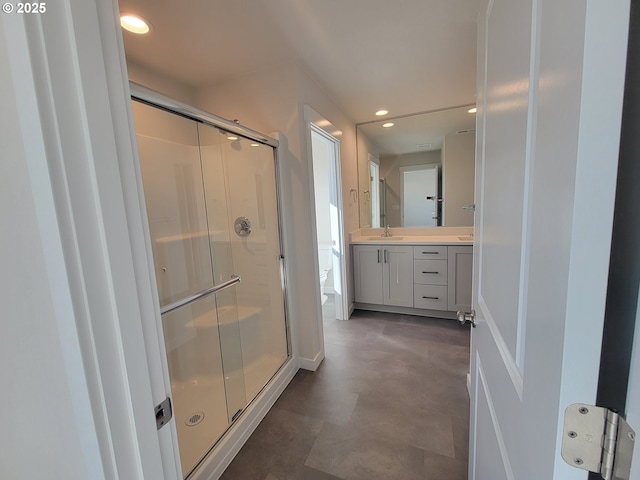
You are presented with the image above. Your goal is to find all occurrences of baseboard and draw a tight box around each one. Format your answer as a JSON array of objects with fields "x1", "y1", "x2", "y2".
[
  {"x1": 191, "y1": 357, "x2": 298, "y2": 480},
  {"x1": 353, "y1": 303, "x2": 458, "y2": 320},
  {"x1": 297, "y1": 349, "x2": 325, "y2": 371},
  {"x1": 348, "y1": 302, "x2": 355, "y2": 318}
]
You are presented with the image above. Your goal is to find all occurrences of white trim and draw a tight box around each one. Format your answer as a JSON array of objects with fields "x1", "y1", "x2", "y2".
[
  {"x1": 189, "y1": 358, "x2": 298, "y2": 480},
  {"x1": 297, "y1": 350, "x2": 326, "y2": 371},
  {"x1": 3, "y1": 1, "x2": 173, "y2": 477}
]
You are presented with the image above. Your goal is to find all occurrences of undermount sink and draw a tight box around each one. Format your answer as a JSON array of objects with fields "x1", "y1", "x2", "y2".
[
  {"x1": 458, "y1": 236, "x2": 473, "y2": 241},
  {"x1": 368, "y1": 236, "x2": 403, "y2": 241}
]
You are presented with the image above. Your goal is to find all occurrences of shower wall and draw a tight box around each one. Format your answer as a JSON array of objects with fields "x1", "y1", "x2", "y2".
[{"x1": 132, "y1": 100, "x2": 289, "y2": 478}]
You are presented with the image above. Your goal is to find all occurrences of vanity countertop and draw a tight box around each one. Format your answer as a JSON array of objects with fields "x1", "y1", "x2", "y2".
[{"x1": 350, "y1": 235, "x2": 473, "y2": 245}]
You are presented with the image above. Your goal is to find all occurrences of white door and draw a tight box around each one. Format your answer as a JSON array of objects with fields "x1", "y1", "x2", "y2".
[
  {"x1": 400, "y1": 165, "x2": 438, "y2": 227},
  {"x1": 469, "y1": 1, "x2": 629, "y2": 480}
]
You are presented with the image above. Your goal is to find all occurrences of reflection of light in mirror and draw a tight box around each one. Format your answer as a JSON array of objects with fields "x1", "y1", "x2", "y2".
[
  {"x1": 468, "y1": 107, "x2": 477, "y2": 113},
  {"x1": 227, "y1": 135, "x2": 239, "y2": 141},
  {"x1": 382, "y1": 122, "x2": 394, "y2": 128},
  {"x1": 376, "y1": 110, "x2": 389, "y2": 116},
  {"x1": 250, "y1": 143, "x2": 260, "y2": 147}
]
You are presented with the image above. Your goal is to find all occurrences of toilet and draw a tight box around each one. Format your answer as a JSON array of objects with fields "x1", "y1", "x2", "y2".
[{"x1": 317, "y1": 244, "x2": 333, "y2": 305}]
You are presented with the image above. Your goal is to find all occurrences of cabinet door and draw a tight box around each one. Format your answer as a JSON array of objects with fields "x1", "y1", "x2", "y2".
[
  {"x1": 382, "y1": 246, "x2": 414, "y2": 307},
  {"x1": 447, "y1": 246, "x2": 473, "y2": 311},
  {"x1": 353, "y1": 245, "x2": 384, "y2": 304}
]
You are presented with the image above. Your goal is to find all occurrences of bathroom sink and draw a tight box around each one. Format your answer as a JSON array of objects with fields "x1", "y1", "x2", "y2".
[
  {"x1": 368, "y1": 236, "x2": 403, "y2": 241},
  {"x1": 458, "y1": 236, "x2": 473, "y2": 241}
]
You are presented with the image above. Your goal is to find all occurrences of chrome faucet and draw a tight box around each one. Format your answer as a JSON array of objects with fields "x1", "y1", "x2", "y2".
[{"x1": 383, "y1": 224, "x2": 392, "y2": 237}]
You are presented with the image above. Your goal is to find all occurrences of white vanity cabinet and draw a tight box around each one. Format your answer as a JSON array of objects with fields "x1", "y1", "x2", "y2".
[
  {"x1": 353, "y1": 245, "x2": 413, "y2": 307},
  {"x1": 447, "y1": 246, "x2": 473, "y2": 311},
  {"x1": 353, "y1": 242, "x2": 473, "y2": 317}
]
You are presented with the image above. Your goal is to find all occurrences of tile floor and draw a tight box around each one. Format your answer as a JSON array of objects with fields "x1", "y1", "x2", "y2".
[{"x1": 220, "y1": 297, "x2": 470, "y2": 480}]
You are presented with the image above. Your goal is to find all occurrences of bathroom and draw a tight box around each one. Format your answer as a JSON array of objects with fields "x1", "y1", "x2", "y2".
[
  {"x1": 3, "y1": 1, "x2": 637, "y2": 480},
  {"x1": 116, "y1": 0, "x2": 480, "y2": 474}
]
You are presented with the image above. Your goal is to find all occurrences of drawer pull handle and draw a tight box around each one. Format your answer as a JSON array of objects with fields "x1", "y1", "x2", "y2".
[
  {"x1": 421, "y1": 251, "x2": 439, "y2": 254},
  {"x1": 422, "y1": 271, "x2": 439, "y2": 274},
  {"x1": 422, "y1": 296, "x2": 439, "y2": 300}
]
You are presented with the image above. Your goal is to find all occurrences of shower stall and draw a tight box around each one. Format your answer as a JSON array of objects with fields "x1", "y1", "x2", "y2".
[{"x1": 130, "y1": 86, "x2": 290, "y2": 478}]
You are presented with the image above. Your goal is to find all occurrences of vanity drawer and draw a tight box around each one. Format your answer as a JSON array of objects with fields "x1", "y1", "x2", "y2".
[
  {"x1": 414, "y1": 285, "x2": 448, "y2": 311},
  {"x1": 414, "y1": 259, "x2": 448, "y2": 285},
  {"x1": 413, "y1": 245, "x2": 447, "y2": 260}
]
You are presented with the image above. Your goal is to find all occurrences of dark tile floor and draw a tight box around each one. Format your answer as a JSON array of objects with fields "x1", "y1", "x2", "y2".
[{"x1": 221, "y1": 297, "x2": 470, "y2": 480}]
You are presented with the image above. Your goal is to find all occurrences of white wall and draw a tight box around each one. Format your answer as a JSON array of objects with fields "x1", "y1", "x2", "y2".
[
  {"x1": 127, "y1": 60, "x2": 196, "y2": 105},
  {"x1": 194, "y1": 61, "x2": 359, "y2": 365},
  {"x1": 442, "y1": 132, "x2": 475, "y2": 226}
]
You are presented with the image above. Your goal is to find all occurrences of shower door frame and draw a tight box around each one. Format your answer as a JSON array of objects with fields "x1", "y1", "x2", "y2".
[{"x1": 130, "y1": 82, "x2": 296, "y2": 479}]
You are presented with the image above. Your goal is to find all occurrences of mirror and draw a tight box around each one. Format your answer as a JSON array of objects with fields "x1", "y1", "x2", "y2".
[{"x1": 357, "y1": 105, "x2": 476, "y2": 228}]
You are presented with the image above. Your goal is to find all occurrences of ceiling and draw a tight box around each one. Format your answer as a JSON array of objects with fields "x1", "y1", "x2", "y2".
[{"x1": 118, "y1": 0, "x2": 482, "y2": 125}]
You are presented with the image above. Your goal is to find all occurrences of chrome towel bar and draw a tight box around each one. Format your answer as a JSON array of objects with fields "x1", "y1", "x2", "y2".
[{"x1": 160, "y1": 275, "x2": 241, "y2": 315}]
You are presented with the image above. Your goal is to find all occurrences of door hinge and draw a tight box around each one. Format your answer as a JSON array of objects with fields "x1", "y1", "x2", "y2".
[
  {"x1": 155, "y1": 396, "x2": 173, "y2": 431},
  {"x1": 561, "y1": 403, "x2": 635, "y2": 480}
]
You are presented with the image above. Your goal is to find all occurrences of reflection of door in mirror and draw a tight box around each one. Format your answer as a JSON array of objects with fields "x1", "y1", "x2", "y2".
[
  {"x1": 400, "y1": 164, "x2": 440, "y2": 227},
  {"x1": 369, "y1": 157, "x2": 380, "y2": 227}
]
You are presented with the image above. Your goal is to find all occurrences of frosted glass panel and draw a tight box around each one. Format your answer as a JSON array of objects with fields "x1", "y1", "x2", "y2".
[
  {"x1": 162, "y1": 295, "x2": 229, "y2": 478},
  {"x1": 199, "y1": 125, "x2": 288, "y2": 400},
  {"x1": 133, "y1": 101, "x2": 213, "y2": 306}
]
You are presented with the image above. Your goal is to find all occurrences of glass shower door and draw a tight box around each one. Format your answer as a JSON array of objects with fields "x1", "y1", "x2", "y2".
[
  {"x1": 132, "y1": 101, "x2": 247, "y2": 478},
  {"x1": 198, "y1": 124, "x2": 289, "y2": 402}
]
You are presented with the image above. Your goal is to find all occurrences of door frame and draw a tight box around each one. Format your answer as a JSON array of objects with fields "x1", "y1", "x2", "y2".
[
  {"x1": 3, "y1": 3, "x2": 178, "y2": 478},
  {"x1": 304, "y1": 105, "x2": 350, "y2": 325}
]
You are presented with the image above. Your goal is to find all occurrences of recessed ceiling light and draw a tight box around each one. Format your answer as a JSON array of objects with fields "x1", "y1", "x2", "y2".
[
  {"x1": 375, "y1": 110, "x2": 389, "y2": 116},
  {"x1": 120, "y1": 14, "x2": 151, "y2": 34},
  {"x1": 250, "y1": 143, "x2": 260, "y2": 147},
  {"x1": 227, "y1": 135, "x2": 239, "y2": 141},
  {"x1": 417, "y1": 143, "x2": 432, "y2": 149},
  {"x1": 468, "y1": 107, "x2": 477, "y2": 113},
  {"x1": 382, "y1": 122, "x2": 394, "y2": 128}
]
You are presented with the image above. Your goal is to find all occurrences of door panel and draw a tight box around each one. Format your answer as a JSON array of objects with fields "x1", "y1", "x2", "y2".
[
  {"x1": 382, "y1": 246, "x2": 413, "y2": 307},
  {"x1": 480, "y1": 0, "x2": 531, "y2": 363},
  {"x1": 353, "y1": 245, "x2": 383, "y2": 304},
  {"x1": 470, "y1": 1, "x2": 628, "y2": 479},
  {"x1": 475, "y1": 362, "x2": 513, "y2": 480}
]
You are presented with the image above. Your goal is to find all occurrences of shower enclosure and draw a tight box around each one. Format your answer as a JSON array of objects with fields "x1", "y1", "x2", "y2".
[{"x1": 130, "y1": 88, "x2": 290, "y2": 478}]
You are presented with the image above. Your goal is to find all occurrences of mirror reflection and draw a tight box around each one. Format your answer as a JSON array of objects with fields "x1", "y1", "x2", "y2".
[{"x1": 357, "y1": 105, "x2": 476, "y2": 228}]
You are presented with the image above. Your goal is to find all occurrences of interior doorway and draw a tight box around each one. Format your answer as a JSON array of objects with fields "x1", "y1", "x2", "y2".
[
  {"x1": 399, "y1": 164, "x2": 440, "y2": 227},
  {"x1": 305, "y1": 105, "x2": 349, "y2": 324},
  {"x1": 310, "y1": 126, "x2": 346, "y2": 322}
]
